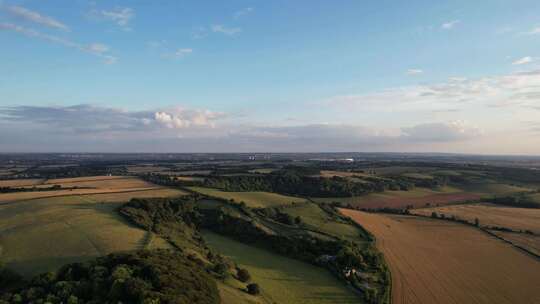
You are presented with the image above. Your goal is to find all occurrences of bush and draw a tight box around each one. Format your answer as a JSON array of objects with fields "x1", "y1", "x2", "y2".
[
  {"x1": 246, "y1": 283, "x2": 260, "y2": 295},
  {"x1": 237, "y1": 268, "x2": 251, "y2": 283}
]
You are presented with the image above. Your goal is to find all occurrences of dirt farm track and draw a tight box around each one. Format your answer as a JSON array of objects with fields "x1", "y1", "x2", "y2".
[{"x1": 340, "y1": 209, "x2": 540, "y2": 304}]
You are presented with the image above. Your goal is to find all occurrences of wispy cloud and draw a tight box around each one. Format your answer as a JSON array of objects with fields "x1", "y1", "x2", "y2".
[
  {"x1": 526, "y1": 27, "x2": 540, "y2": 35},
  {"x1": 327, "y1": 69, "x2": 540, "y2": 112},
  {"x1": 0, "y1": 22, "x2": 117, "y2": 64},
  {"x1": 406, "y1": 69, "x2": 423, "y2": 75},
  {"x1": 234, "y1": 7, "x2": 254, "y2": 19},
  {"x1": 512, "y1": 56, "x2": 533, "y2": 65},
  {"x1": 211, "y1": 24, "x2": 242, "y2": 36},
  {"x1": 6, "y1": 5, "x2": 69, "y2": 31},
  {"x1": 441, "y1": 20, "x2": 460, "y2": 30},
  {"x1": 91, "y1": 7, "x2": 134, "y2": 31},
  {"x1": 191, "y1": 27, "x2": 208, "y2": 39},
  {"x1": 172, "y1": 48, "x2": 193, "y2": 58}
]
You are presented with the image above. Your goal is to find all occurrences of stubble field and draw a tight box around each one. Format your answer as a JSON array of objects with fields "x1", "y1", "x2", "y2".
[{"x1": 339, "y1": 209, "x2": 540, "y2": 304}]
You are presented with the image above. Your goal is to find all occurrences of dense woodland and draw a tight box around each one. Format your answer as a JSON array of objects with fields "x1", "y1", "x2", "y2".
[{"x1": 0, "y1": 250, "x2": 219, "y2": 304}]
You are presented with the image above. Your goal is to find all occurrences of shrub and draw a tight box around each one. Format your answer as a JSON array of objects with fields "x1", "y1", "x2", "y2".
[
  {"x1": 237, "y1": 268, "x2": 251, "y2": 283},
  {"x1": 246, "y1": 283, "x2": 260, "y2": 295}
]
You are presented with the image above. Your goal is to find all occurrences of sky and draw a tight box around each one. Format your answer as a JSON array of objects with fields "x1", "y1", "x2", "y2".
[{"x1": 1, "y1": 0, "x2": 540, "y2": 154}]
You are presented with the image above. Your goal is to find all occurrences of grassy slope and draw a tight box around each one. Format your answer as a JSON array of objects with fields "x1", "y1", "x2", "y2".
[
  {"x1": 280, "y1": 202, "x2": 367, "y2": 242},
  {"x1": 189, "y1": 187, "x2": 307, "y2": 208},
  {"x1": 202, "y1": 231, "x2": 360, "y2": 304},
  {"x1": 0, "y1": 187, "x2": 185, "y2": 277}
]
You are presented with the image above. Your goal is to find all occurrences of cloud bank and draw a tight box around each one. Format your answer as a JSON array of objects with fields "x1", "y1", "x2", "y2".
[{"x1": 0, "y1": 104, "x2": 484, "y2": 153}]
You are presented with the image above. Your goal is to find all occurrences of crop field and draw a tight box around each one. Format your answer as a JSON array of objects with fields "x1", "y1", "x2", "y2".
[
  {"x1": 42, "y1": 176, "x2": 154, "y2": 188},
  {"x1": 459, "y1": 183, "x2": 532, "y2": 195},
  {"x1": 339, "y1": 209, "x2": 540, "y2": 304},
  {"x1": 202, "y1": 231, "x2": 360, "y2": 304},
  {"x1": 413, "y1": 203, "x2": 540, "y2": 233},
  {"x1": 490, "y1": 231, "x2": 540, "y2": 256},
  {"x1": 189, "y1": 187, "x2": 307, "y2": 208},
  {"x1": 0, "y1": 179, "x2": 45, "y2": 187},
  {"x1": 0, "y1": 177, "x2": 186, "y2": 277},
  {"x1": 313, "y1": 187, "x2": 481, "y2": 209},
  {"x1": 0, "y1": 176, "x2": 163, "y2": 203}
]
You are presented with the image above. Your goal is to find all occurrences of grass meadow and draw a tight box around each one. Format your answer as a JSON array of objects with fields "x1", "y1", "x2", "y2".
[
  {"x1": 188, "y1": 187, "x2": 307, "y2": 208},
  {"x1": 202, "y1": 231, "x2": 360, "y2": 304}
]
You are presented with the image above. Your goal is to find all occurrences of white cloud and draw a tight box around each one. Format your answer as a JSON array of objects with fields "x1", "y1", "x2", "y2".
[
  {"x1": 87, "y1": 43, "x2": 109, "y2": 54},
  {"x1": 441, "y1": 20, "x2": 460, "y2": 30},
  {"x1": 234, "y1": 7, "x2": 254, "y2": 19},
  {"x1": 6, "y1": 5, "x2": 69, "y2": 31},
  {"x1": 512, "y1": 56, "x2": 533, "y2": 65},
  {"x1": 174, "y1": 48, "x2": 193, "y2": 58},
  {"x1": 154, "y1": 108, "x2": 225, "y2": 129},
  {"x1": 211, "y1": 24, "x2": 242, "y2": 36},
  {"x1": 0, "y1": 22, "x2": 117, "y2": 64},
  {"x1": 406, "y1": 69, "x2": 423, "y2": 75},
  {"x1": 93, "y1": 7, "x2": 134, "y2": 30}
]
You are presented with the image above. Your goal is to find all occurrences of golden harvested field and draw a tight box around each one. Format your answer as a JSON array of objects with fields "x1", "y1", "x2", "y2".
[
  {"x1": 340, "y1": 209, "x2": 540, "y2": 304},
  {"x1": 491, "y1": 231, "x2": 540, "y2": 256},
  {"x1": 0, "y1": 179, "x2": 44, "y2": 187},
  {"x1": 413, "y1": 203, "x2": 540, "y2": 234},
  {"x1": 0, "y1": 177, "x2": 186, "y2": 277},
  {"x1": 0, "y1": 176, "x2": 162, "y2": 203}
]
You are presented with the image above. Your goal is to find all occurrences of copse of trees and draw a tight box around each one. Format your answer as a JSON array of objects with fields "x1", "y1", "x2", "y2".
[
  {"x1": 483, "y1": 194, "x2": 540, "y2": 209},
  {"x1": 0, "y1": 250, "x2": 220, "y2": 304},
  {"x1": 203, "y1": 169, "x2": 415, "y2": 198}
]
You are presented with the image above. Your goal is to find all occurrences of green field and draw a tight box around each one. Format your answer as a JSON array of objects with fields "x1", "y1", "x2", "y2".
[
  {"x1": 0, "y1": 188, "x2": 185, "y2": 277},
  {"x1": 281, "y1": 203, "x2": 367, "y2": 241},
  {"x1": 529, "y1": 193, "x2": 540, "y2": 203},
  {"x1": 202, "y1": 231, "x2": 360, "y2": 304},
  {"x1": 189, "y1": 187, "x2": 307, "y2": 208}
]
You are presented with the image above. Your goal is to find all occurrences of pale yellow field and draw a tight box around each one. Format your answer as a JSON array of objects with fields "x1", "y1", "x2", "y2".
[
  {"x1": 413, "y1": 203, "x2": 540, "y2": 234},
  {"x1": 0, "y1": 176, "x2": 162, "y2": 203},
  {"x1": 44, "y1": 176, "x2": 154, "y2": 188},
  {"x1": 340, "y1": 209, "x2": 540, "y2": 304},
  {"x1": 0, "y1": 177, "x2": 186, "y2": 277},
  {"x1": 0, "y1": 179, "x2": 44, "y2": 187}
]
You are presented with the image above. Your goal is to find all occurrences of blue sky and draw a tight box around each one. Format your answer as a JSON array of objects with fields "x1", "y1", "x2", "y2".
[{"x1": 1, "y1": 0, "x2": 540, "y2": 153}]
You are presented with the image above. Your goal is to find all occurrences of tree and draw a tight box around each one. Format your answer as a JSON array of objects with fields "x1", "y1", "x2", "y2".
[
  {"x1": 237, "y1": 268, "x2": 251, "y2": 283},
  {"x1": 294, "y1": 216, "x2": 302, "y2": 225},
  {"x1": 474, "y1": 217, "x2": 480, "y2": 227},
  {"x1": 246, "y1": 283, "x2": 260, "y2": 295}
]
